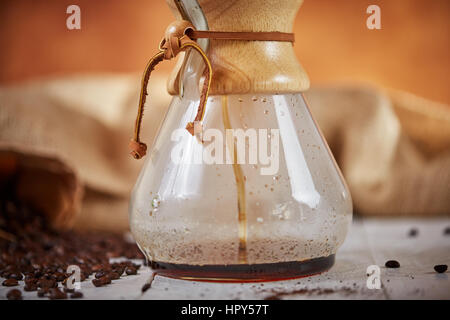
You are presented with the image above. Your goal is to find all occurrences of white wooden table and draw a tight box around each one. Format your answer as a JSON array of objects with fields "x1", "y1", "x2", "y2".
[{"x1": 1, "y1": 218, "x2": 449, "y2": 300}]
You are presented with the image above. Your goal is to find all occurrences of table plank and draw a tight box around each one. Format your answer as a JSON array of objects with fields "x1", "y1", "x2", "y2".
[{"x1": 1, "y1": 218, "x2": 449, "y2": 300}]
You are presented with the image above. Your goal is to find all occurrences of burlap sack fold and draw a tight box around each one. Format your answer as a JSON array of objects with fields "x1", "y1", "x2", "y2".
[{"x1": 0, "y1": 75, "x2": 448, "y2": 231}]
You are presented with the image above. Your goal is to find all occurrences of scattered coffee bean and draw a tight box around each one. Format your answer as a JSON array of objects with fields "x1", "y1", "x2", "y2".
[
  {"x1": 24, "y1": 283, "x2": 38, "y2": 291},
  {"x1": 0, "y1": 198, "x2": 145, "y2": 300},
  {"x1": 92, "y1": 275, "x2": 111, "y2": 287},
  {"x1": 92, "y1": 279, "x2": 103, "y2": 287},
  {"x1": 48, "y1": 288, "x2": 67, "y2": 300},
  {"x1": 125, "y1": 267, "x2": 137, "y2": 275},
  {"x1": 6, "y1": 289, "x2": 22, "y2": 300},
  {"x1": 37, "y1": 288, "x2": 49, "y2": 297},
  {"x1": 434, "y1": 265, "x2": 448, "y2": 273},
  {"x1": 408, "y1": 228, "x2": 418, "y2": 237},
  {"x1": 110, "y1": 272, "x2": 121, "y2": 280},
  {"x1": 37, "y1": 278, "x2": 57, "y2": 289},
  {"x1": 70, "y1": 291, "x2": 83, "y2": 299},
  {"x1": 112, "y1": 267, "x2": 125, "y2": 276},
  {"x1": 92, "y1": 264, "x2": 103, "y2": 272},
  {"x1": 24, "y1": 278, "x2": 38, "y2": 286},
  {"x1": 2, "y1": 278, "x2": 19, "y2": 287},
  {"x1": 95, "y1": 270, "x2": 107, "y2": 279},
  {"x1": 8, "y1": 272, "x2": 23, "y2": 281},
  {"x1": 444, "y1": 227, "x2": 450, "y2": 236},
  {"x1": 385, "y1": 260, "x2": 400, "y2": 268}
]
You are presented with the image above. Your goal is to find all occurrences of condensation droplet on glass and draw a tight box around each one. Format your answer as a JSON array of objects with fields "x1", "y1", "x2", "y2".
[
  {"x1": 264, "y1": 110, "x2": 269, "y2": 115},
  {"x1": 151, "y1": 196, "x2": 161, "y2": 210},
  {"x1": 256, "y1": 217, "x2": 264, "y2": 223}
]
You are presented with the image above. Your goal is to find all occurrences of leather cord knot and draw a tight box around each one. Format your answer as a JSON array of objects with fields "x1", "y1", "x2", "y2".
[
  {"x1": 129, "y1": 20, "x2": 295, "y2": 160},
  {"x1": 129, "y1": 20, "x2": 212, "y2": 159},
  {"x1": 129, "y1": 140, "x2": 147, "y2": 160}
]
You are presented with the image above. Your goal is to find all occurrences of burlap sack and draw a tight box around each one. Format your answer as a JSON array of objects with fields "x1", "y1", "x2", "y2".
[{"x1": 0, "y1": 75, "x2": 448, "y2": 232}]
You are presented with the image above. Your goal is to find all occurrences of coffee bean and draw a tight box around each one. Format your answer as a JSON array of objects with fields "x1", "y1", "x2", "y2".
[
  {"x1": 434, "y1": 265, "x2": 448, "y2": 273},
  {"x1": 37, "y1": 278, "x2": 56, "y2": 288},
  {"x1": 113, "y1": 267, "x2": 125, "y2": 276},
  {"x1": 92, "y1": 278, "x2": 104, "y2": 287},
  {"x1": 92, "y1": 275, "x2": 111, "y2": 287},
  {"x1": 444, "y1": 227, "x2": 450, "y2": 236},
  {"x1": 24, "y1": 278, "x2": 38, "y2": 286},
  {"x1": 8, "y1": 272, "x2": 23, "y2": 280},
  {"x1": 0, "y1": 198, "x2": 145, "y2": 299},
  {"x1": 408, "y1": 228, "x2": 418, "y2": 237},
  {"x1": 102, "y1": 275, "x2": 112, "y2": 284},
  {"x1": 6, "y1": 289, "x2": 22, "y2": 300},
  {"x1": 24, "y1": 283, "x2": 38, "y2": 291},
  {"x1": 92, "y1": 264, "x2": 103, "y2": 272},
  {"x1": 48, "y1": 288, "x2": 67, "y2": 300},
  {"x1": 70, "y1": 292, "x2": 83, "y2": 299},
  {"x1": 125, "y1": 267, "x2": 137, "y2": 275},
  {"x1": 2, "y1": 278, "x2": 19, "y2": 287},
  {"x1": 110, "y1": 272, "x2": 121, "y2": 280},
  {"x1": 37, "y1": 288, "x2": 49, "y2": 297},
  {"x1": 95, "y1": 270, "x2": 107, "y2": 279},
  {"x1": 385, "y1": 260, "x2": 400, "y2": 268}
]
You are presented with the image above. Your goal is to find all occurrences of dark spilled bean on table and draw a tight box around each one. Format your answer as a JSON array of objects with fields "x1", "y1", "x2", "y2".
[
  {"x1": 385, "y1": 260, "x2": 401, "y2": 268},
  {"x1": 444, "y1": 227, "x2": 450, "y2": 236},
  {"x1": 49, "y1": 288, "x2": 68, "y2": 300},
  {"x1": 70, "y1": 291, "x2": 83, "y2": 299},
  {"x1": 434, "y1": 264, "x2": 448, "y2": 273},
  {"x1": 6, "y1": 289, "x2": 22, "y2": 300},
  {"x1": 2, "y1": 278, "x2": 19, "y2": 287},
  {"x1": 408, "y1": 228, "x2": 418, "y2": 237},
  {"x1": 125, "y1": 266, "x2": 138, "y2": 275},
  {"x1": 0, "y1": 199, "x2": 145, "y2": 300}
]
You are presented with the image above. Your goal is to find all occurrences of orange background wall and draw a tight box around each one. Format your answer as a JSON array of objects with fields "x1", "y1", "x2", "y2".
[{"x1": 0, "y1": 0, "x2": 449, "y2": 104}]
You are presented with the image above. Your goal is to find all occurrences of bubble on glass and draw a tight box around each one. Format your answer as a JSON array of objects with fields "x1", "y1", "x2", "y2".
[{"x1": 151, "y1": 196, "x2": 161, "y2": 210}]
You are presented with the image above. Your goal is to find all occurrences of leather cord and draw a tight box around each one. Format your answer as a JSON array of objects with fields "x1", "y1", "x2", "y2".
[
  {"x1": 129, "y1": 21, "x2": 295, "y2": 159},
  {"x1": 186, "y1": 30, "x2": 295, "y2": 42}
]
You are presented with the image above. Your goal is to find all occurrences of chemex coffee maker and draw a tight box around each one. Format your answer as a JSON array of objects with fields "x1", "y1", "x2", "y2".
[{"x1": 128, "y1": 0, "x2": 352, "y2": 282}]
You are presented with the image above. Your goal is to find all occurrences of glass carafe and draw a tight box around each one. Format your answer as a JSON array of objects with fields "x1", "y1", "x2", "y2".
[{"x1": 129, "y1": 0, "x2": 352, "y2": 282}]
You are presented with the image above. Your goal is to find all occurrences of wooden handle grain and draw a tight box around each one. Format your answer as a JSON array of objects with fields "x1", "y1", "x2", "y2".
[{"x1": 166, "y1": 0, "x2": 309, "y2": 95}]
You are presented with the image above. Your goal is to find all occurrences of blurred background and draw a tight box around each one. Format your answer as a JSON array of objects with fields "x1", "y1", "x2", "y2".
[
  {"x1": 0, "y1": 0, "x2": 449, "y2": 231},
  {"x1": 0, "y1": 0, "x2": 449, "y2": 104}
]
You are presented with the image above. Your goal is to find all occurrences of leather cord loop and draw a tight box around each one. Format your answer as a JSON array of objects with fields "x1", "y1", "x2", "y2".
[{"x1": 129, "y1": 21, "x2": 294, "y2": 159}]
